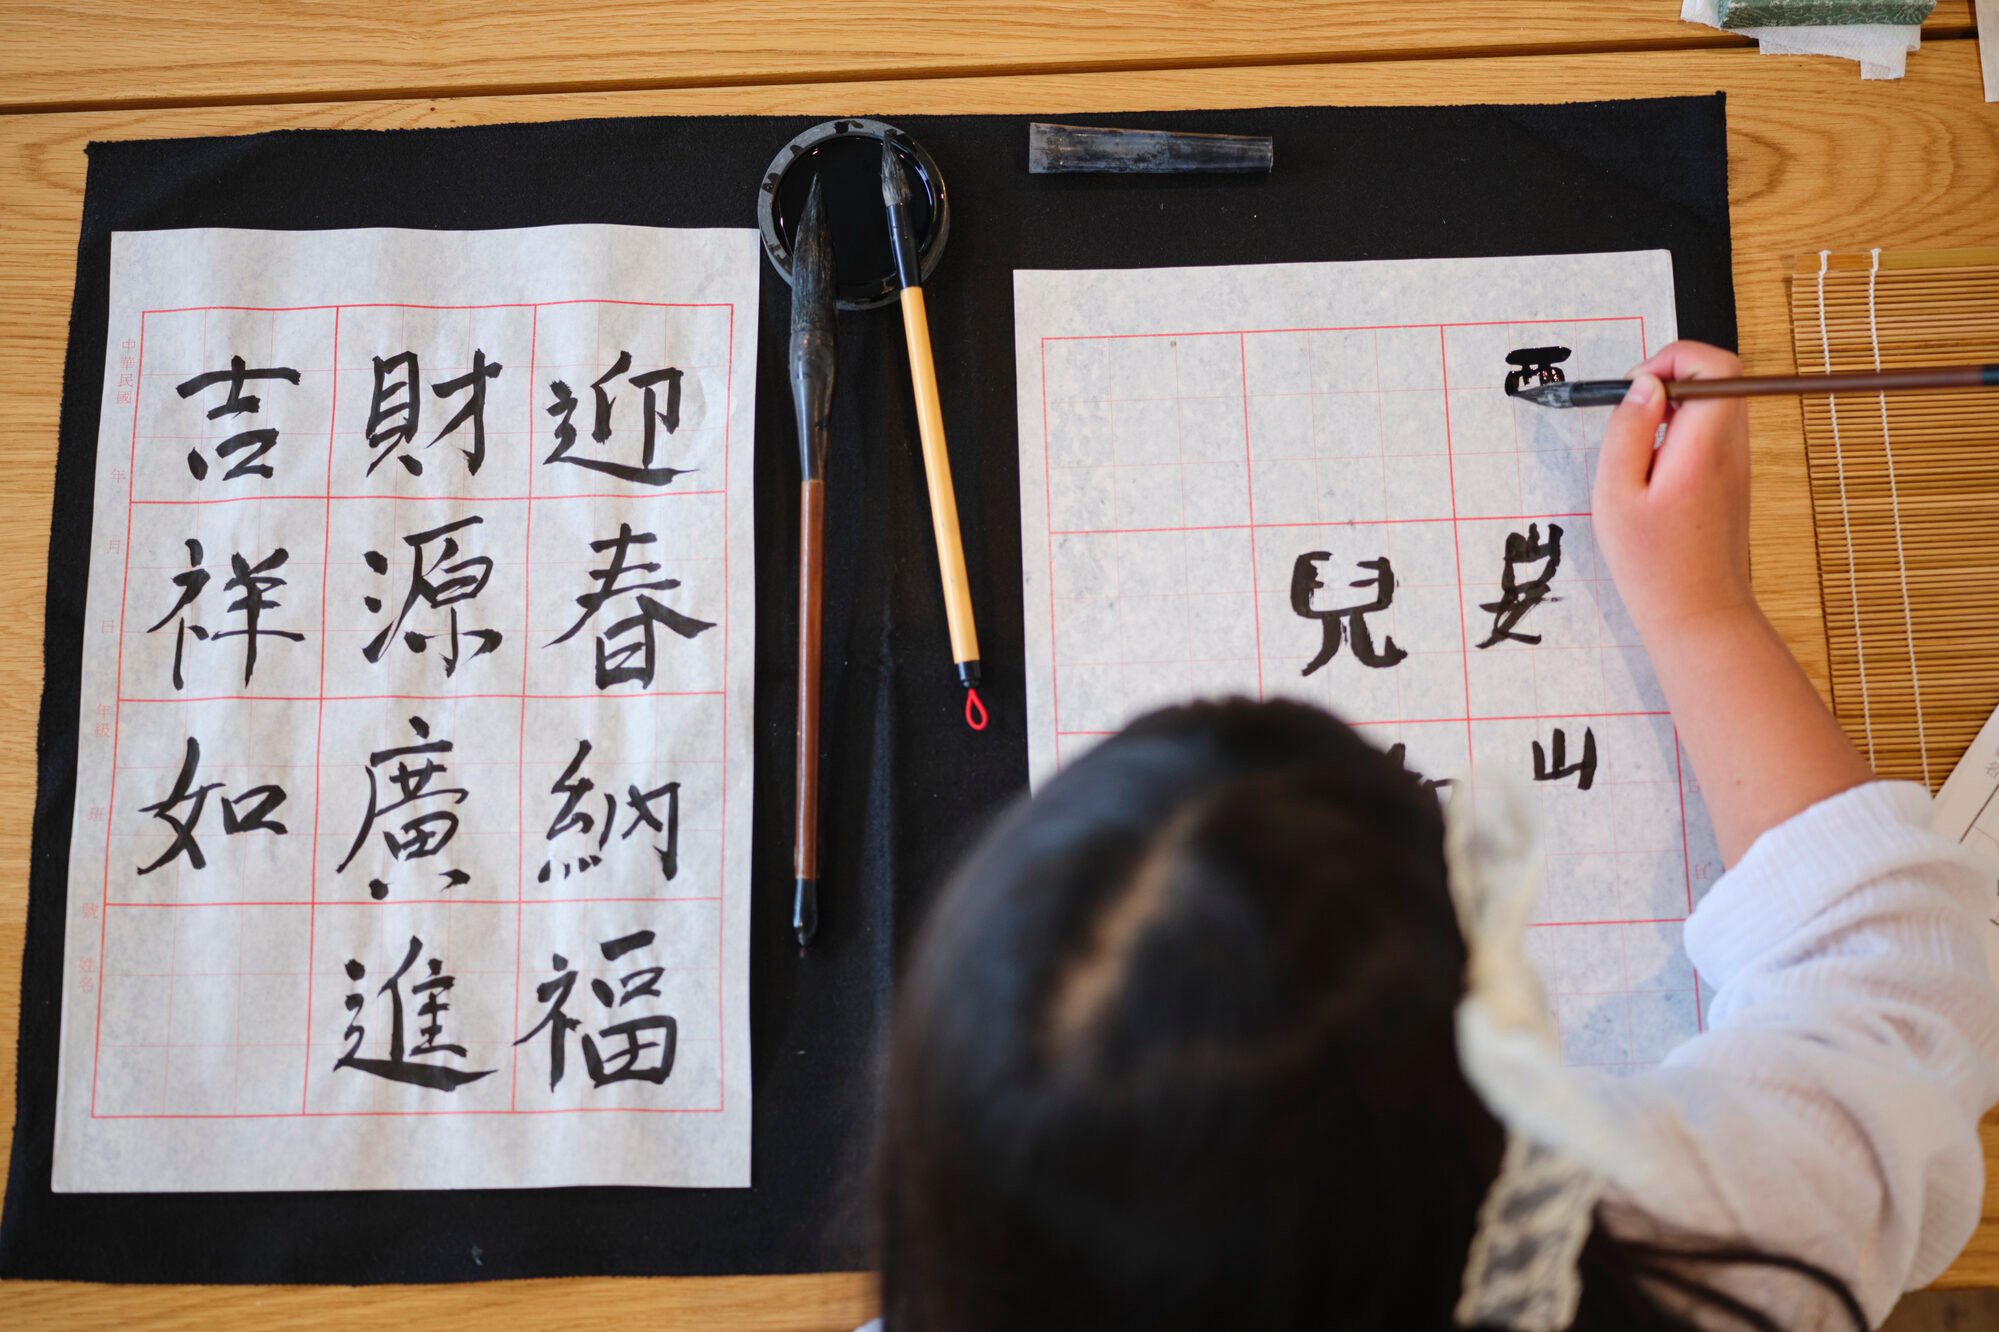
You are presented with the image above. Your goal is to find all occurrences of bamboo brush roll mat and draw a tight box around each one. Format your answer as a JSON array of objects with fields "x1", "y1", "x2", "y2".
[{"x1": 1793, "y1": 248, "x2": 1999, "y2": 790}]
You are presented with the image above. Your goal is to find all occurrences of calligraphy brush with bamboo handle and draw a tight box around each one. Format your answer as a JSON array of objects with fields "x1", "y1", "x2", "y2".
[
  {"x1": 789, "y1": 178, "x2": 836, "y2": 948},
  {"x1": 1513, "y1": 362, "x2": 1999, "y2": 408},
  {"x1": 882, "y1": 139, "x2": 987, "y2": 729}
]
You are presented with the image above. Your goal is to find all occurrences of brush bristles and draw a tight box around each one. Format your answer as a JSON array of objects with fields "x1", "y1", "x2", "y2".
[
  {"x1": 1514, "y1": 382, "x2": 1574, "y2": 409},
  {"x1": 881, "y1": 142, "x2": 909, "y2": 207},
  {"x1": 791, "y1": 178, "x2": 833, "y2": 316}
]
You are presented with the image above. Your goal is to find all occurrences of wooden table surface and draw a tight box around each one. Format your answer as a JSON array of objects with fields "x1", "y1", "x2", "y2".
[{"x1": 0, "y1": 6, "x2": 1995, "y2": 1327}]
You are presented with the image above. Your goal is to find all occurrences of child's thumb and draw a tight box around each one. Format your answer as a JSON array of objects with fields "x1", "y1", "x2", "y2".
[{"x1": 1597, "y1": 374, "x2": 1666, "y2": 495}]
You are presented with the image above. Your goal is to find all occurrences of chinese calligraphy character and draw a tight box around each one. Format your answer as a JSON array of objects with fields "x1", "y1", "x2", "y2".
[
  {"x1": 1477, "y1": 522, "x2": 1564, "y2": 649},
  {"x1": 337, "y1": 714, "x2": 472, "y2": 900},
  {"x1": 548, "y1": 523, "x2": 715, "y2": 689},
  {"x1": 515, "y1": 929, "x2": 677, "y2": 1092},
  {"x1": 334, "y1": 936, "x2": 495, "y2": 1091},
  {"x1": 364, "y1": 349, "x2": 504, "y2": 477},
  {"x1": 1290, "y1": 553, "x2": 1408, "y2": 674},
  {"x1": 1532, "y1": 726, "x2": 1597, "y2": 791},
  {"x1": 362, "y1": 515, "x2": 503, "y2": 677},
  {"x1": 135, "y1": 736, "x2": 287, "y2": 875},
  {"x1": 146, "y1": 540, "x2": 304, "y2": 688},
  {"x1": 539, "y1": 739, "x2": 682, "y2": 883},
  {"x1": 174, "y1": 355, "x2": 302, "y2": 481},
  {"x1": 1503, "y1": 346, "x2": 1572, "y2": 397},
  {"x1": 545, "y1": 350, "x2": 693, "y2": 486}
]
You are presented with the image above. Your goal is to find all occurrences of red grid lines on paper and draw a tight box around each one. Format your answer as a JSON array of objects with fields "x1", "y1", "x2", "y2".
[
  {"x1": 92, "y1": 299, "x2": 735, "y2": 1120},
  {"x1": 1037, "y1": 315, "x2": 1706, "y2": 1068}
]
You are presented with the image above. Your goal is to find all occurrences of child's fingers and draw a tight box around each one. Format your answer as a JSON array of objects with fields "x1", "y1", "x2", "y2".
[
  {"x1": 1626, "y1": 340, "x2": 1742, "y2": 387},
  {"x1": 1597, "y1": 373, "x2": 1667, "y2": 496},
  {"x1": 1649, "y1": 397, "x2": 1746, "y2": 493},
  {"x1": 1619, "y1": 341, "x2": 1745, "y2": 493}
]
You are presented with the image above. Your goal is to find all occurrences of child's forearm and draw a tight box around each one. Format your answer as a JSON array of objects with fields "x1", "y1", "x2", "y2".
[{"x1": 1643, "y1": 604, "x2": 1875, "y2": 865}]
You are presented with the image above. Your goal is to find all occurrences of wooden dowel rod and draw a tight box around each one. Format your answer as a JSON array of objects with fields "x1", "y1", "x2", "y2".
[
  {"x1": 793, "y1": 479, "x2": 825, "y2": 942},
  {"x1": 1671, "y1": 364, "x2": 1996, "y2": 401}
]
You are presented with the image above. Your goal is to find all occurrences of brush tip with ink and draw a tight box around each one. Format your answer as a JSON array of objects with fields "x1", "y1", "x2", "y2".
[{"x1": 794, "y1": 876, "x2": 818, "y2": 947}]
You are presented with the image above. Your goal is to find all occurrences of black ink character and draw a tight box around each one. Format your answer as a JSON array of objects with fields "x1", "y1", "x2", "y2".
[
  {"x1": 431, "y1": 349, "x2": 502, "y2": 476},
  {"x1": 364, "y1": 349, "x2": 504, "y2": 477},
  {"x1": 548, "y1": 523, "x2": 715, "y2": 689},
  {"x1": 135, "y1": 735, "x2": 287, "y2": 875},
  {"x1": 539, "y1": 739, "x2": 682, "y2": 884},
  {"x1": 1385, "y1": 741, "x2": 1453, "y2": 795},
  {"x1": 1503, "y1": 346, "x2": 1572, "y2": 397},
  {"x1": 1290, "y1": 553, "x2": 1408, "y2": 674},
  {"x1": 515, "y1": 929, "x2": 677, "y2": 1092},
  {"x1": 334, "y1": 936, "x2": 495, "y2": 1091},
  {"x1": 174, "y1": 355, "x2": 303, "y2": 481},
  {"x1": 1477, "y1": 522, "x2": 1564, "y2": 649},
  {"x1": 336, "y1": 714, "x2": 472, "y2": 900},
  {"x1": 215, "y1": 548, "x2": 305, "y2": 683},
  {"x1": 363, "y1": 515, "x2": 503, "y2": 677},
  {"x1": 365, "y1": 351, "x2": 422, "y2": 476},
  {"x1": 146, "y1": 541, "x2": 304, "y2": 688},
  {"x1": 1532, "y1": 726, "x2": 1597, "y2": 791},
  {"x1": 146, "y1": 539, "x2": 212, "y2": 691},
  {"x1": 544, "y1": 350, "x2": 692, "y2": 486}
]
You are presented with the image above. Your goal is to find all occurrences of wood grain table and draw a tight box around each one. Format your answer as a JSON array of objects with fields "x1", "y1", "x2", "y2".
[{"x1": 0, "y1": 5, "x2": 1994, "y2": 1327}]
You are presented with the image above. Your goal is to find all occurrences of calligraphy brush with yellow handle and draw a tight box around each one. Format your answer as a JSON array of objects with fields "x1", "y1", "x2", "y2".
[
  {"x1": 882, "y1": 139, "x2": 986, "y2": 726},
  {"x1": 788, "y1": 178, "x2": 836, "y2": 947}
]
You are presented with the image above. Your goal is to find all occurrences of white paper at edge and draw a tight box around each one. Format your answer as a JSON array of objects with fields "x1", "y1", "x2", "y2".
[
  {"x1": 53, "y1": 226, "x2": 758, "y2": 1191},
  {"x1": 1980, "y1": 0, "x2": 1999, "y2": 101}
]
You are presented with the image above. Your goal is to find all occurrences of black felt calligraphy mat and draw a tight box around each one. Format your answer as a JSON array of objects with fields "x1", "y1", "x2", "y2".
[{"x1": 0, "y1": 97, "x2": 1734, "y2": 1283}]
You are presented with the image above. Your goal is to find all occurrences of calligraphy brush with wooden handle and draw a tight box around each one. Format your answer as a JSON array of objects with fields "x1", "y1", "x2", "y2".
[
  {"x1": 1513, "y1": 362, "x2": 1999, "y2": 408},
  {"x1": 789, "y1": 179, "x2": 836, "y2": 948}
]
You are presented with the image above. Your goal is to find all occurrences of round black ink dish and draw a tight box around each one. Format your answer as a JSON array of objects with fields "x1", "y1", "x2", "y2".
[{"x1": 757, "y1": 118, "x2": 950, "y2": 310}]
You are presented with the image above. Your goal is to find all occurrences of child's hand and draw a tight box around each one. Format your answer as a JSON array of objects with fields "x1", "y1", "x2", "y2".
[
  {"x1": 1591, "y1": 340, "x2": 1755, "y2": 637},
  {"x1": 1590, "y1": 340, "x2": 1871, "y2": 860}
]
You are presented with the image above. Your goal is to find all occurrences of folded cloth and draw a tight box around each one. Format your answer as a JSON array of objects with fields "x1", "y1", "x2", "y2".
[
  {"x1": 1719, "y1": 0, "x2": 1934, "y2": 24},
  {"x1": 1752, "y1": 20, "x2": 1924, "y2": 76},
  {"x1": 1684, "y1": 0, "x2": 1925, "y2": 78}
]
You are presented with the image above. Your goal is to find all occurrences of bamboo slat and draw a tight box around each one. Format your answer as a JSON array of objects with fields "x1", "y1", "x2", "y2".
[{"x1": 1792, "y1": 249, "x2": 1999, "y2": 790}]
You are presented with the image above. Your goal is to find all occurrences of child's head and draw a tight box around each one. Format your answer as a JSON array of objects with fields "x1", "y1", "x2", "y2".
[
  {"x1": 873, "y1": 698, "x2": 1859, "y2": 1331},
  {"x1": 876, "y1": 698, "x2": 1503, "y2": 1327}
]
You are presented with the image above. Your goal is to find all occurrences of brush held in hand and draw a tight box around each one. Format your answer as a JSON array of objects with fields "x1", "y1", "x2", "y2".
[{"x1": 1513, "y1": 363, "x2": 1999, "y2": 409}]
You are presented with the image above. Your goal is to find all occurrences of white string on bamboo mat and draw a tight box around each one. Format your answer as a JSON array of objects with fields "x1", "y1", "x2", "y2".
[
  {"x1": 1867, "y1": 247, "x2": 1931, "y2": 786},
  {"x1": 1818, "y1": 249, "x2": 1877, "y2": 768}
]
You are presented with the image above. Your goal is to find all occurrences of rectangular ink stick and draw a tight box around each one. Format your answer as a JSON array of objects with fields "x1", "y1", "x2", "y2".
[{"x1": 1027, "y1": 122, "x2": 1274, "y2": 175}]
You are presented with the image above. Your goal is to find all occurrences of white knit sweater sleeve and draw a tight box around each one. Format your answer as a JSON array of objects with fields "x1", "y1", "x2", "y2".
[{"x1": 1597, "y1": 780, "x2": 1999, "y2": 1327}]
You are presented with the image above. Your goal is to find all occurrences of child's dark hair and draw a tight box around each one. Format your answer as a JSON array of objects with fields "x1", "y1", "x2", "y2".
[{"x1": 874, "y1": 698, "x2": 1864, "y2": 1331}]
